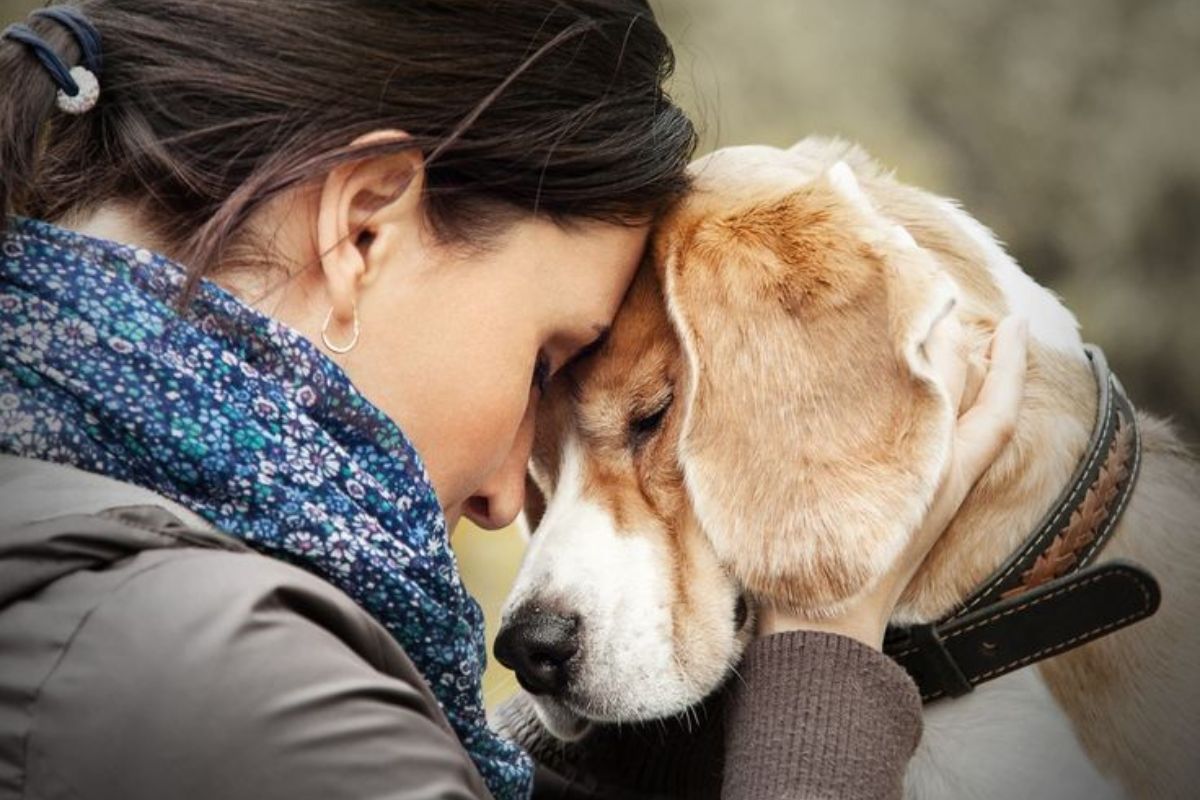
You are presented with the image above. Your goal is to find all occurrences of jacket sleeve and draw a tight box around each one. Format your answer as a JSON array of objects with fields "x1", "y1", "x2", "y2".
[
  {"x1": 496, "y1": 629, "x2": 924, "y2": 800},
  {"x1": 26, "y1": 548, "x2": 496, "y2": 800}
]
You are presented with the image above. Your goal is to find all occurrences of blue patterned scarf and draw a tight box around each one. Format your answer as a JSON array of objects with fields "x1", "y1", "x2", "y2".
[{"x1": 0, "y1": 216, "x2": 533, "y2": 799}]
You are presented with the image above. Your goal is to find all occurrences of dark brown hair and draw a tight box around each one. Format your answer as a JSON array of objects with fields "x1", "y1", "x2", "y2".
[{"x1": 1, "y1": 0, "x2": 696, "y2": 305}]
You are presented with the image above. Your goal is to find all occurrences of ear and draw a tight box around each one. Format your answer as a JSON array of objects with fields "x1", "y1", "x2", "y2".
[
  {"x1": 316, "y1": 130, "x2": 424, "y2": 328},
  {"x1": 659, "y1": 161, "x2": 961, "y2": 616}
]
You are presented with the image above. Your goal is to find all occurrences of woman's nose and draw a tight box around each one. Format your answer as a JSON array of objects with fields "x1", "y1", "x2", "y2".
[{"x1": 463, "y1": 405, "x2": 536, "y2": 530}]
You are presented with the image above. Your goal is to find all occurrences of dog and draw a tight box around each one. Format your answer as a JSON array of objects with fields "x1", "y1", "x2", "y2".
[{"x1": 495, "y1": 137, "x2": 1200, "y2": 798}]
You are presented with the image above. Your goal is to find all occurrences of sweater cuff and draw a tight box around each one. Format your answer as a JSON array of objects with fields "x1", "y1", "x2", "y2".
[{"x1": 722, "y1": 629, "x2": 923, "y2": 800}]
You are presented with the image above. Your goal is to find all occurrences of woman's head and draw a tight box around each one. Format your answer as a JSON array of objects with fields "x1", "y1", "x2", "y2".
[{"x1": 1, "y1": 0, "x2": 696, "y2": 525}]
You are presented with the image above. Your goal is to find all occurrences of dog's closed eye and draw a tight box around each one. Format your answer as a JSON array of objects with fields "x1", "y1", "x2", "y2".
[{"x1": 629, "y1": 393, "x2": 673, "y2": 449}]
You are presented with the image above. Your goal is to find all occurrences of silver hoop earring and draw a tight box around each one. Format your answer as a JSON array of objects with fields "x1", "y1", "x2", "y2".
[{"x1": 321, "y1": 304, "x2": 360, "y2": 354}]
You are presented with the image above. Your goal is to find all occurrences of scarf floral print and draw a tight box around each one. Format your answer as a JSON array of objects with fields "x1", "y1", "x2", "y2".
[{"x1": 0, "y1": 216, "x2": 534, "y2": 799}]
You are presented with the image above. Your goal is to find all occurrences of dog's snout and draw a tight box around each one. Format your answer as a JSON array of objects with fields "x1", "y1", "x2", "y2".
[{"x1": 494, "y1": 606, "x2": 581, "y2": 696}]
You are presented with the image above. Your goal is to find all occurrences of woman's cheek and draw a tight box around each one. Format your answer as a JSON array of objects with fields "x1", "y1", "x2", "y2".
[{"x1": 434, "y1": 375, "x2": 532, "y2": 511}]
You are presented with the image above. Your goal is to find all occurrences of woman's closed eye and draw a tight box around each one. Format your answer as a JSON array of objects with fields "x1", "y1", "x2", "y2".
[
  {"x1": 532, "y1": 326, "x2": 611, "y2": 396},
  {"x1": 532, "y1": 350, "x2": 552, "y2": 394}
]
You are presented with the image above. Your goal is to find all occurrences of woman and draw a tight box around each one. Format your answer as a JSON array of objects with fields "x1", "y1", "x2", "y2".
[{"x1": 0, "y1": 2, "x2": 1027, "y2": 798}]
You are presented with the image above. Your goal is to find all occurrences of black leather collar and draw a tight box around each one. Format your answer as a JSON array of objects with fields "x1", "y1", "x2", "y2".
[{"x1": 884, "y1": 344, "x2": 1161, "y2": 702}]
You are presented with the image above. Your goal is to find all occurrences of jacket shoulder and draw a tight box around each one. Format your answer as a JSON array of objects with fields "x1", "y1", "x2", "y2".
[{"x1": 18, "y1": 545, "x2": 492, "y2": 800}]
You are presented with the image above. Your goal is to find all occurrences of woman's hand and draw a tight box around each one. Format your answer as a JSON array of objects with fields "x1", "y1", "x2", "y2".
[{"x1": 759, "y1": 312, "x2": 1031, "y2": 649}]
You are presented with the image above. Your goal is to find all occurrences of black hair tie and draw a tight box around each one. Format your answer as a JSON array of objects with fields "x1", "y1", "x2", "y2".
[
  {"x1": 2, "y1": 5, "x2": 103, "y2": 115},
  {"x1": 32, "y1": 6, "x2": 104, "y2": 76}
]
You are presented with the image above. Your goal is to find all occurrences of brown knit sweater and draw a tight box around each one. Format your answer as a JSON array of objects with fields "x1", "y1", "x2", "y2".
[{"x1": 494, "y1": 629, "x2": 924, "y2": 799}]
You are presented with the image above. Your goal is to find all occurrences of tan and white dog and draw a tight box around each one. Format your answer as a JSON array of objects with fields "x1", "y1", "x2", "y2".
[{"x1": 495, "y1": 138, "x2": 1200, "y2": 798}]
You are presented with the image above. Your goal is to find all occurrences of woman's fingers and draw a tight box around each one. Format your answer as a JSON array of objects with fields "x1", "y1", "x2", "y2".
[
  {"x1": 924, "y1": 308, "x2": 969, "y2": 419},
  {"x1": 952, "y1": 314, "x2": 1029, "y2": 485},
  {"x1": 897, "y1": 314, "x2": 1029, "y2": 581}
]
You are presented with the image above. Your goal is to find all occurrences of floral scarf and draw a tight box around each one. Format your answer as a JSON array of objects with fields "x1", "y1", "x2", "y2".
[{"x1": 0, "y1": 216, "x2": 533, "y2": 799}]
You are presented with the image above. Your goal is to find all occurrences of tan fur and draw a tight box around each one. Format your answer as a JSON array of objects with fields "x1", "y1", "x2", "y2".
[{"x1": 522, "y1": 137, "x2": 1200, "y2": 796}]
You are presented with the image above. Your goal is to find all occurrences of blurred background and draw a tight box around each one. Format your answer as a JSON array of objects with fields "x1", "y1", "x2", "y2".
[{"x1": 3, "y1": 0, "x2": 1197, "y2": 708}]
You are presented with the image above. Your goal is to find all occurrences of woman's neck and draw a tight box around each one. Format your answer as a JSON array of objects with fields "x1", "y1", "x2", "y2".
[
  {"x1": 51, "y1": 199, "x2": 308, "y2": 315},
  {"x1": 55, "y1": 202, "x2": 171, "y2": 258}
]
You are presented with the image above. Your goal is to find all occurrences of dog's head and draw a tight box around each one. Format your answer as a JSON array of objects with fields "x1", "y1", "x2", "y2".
[{"x1": 496, "y1": 140, "x2": 1005, "y2": 739}]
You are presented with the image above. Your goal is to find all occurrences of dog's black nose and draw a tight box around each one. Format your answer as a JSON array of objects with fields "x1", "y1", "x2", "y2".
[{"x1": 494, "y1": 607, "x2": 580, "y2": 696}]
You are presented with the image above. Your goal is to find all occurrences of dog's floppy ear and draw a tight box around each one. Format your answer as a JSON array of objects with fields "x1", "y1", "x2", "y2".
[{"x1": 658, "y1": 161, "x2": 961, "y2": 615}]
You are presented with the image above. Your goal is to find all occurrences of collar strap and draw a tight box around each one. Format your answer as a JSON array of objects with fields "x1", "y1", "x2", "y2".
[
  {"x1": 884, "y1": 343, "x2": 1160, "y2": 702},
  {"x1": 887, "y1": 561, "x2": 1159, "y2": 702}
]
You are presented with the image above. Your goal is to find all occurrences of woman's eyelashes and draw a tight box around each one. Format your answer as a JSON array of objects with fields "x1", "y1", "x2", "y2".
[
  {"x1": 532, "y1": 328, "x2": 609, "y2": 395},
  {"x1": 532, "y1": 350, "x2": 551, "y2": 394}
]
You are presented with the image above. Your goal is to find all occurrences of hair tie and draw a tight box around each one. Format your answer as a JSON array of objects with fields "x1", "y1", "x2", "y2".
[{"x1": 2, "y1": 5, "x2": 103, "y2": 115}]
